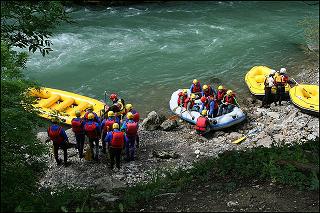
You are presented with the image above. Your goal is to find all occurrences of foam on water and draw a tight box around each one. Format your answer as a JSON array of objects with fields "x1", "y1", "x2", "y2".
[{"x1": 24, "y1": 1, "x2": 319, "y2": 116}]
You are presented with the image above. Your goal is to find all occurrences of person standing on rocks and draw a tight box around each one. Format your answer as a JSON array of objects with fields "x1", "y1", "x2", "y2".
[
  {"x1": 101, "y1": 111, "x2": 120, "y2": 154},
  {"x1": 105, "y1": 123, "x2": 127, "y2": 171},
  {"x1": 121, "y1": 112, "x2": 139, "y2": 161},
  {"x1": 125, "y1": 103, "x2": 140, "y2": 147},
  {"x1": 83, "y1": 104, "x2": 100, "y2": 123},
  {"x1": 274, "y1": 68, "x2": 289, "y2": 106},
  {"x1": 261, "y1": 70, "x2": 276, "y2": 108},
  {"x1": 84, "y1": 113, "x2": 101, "y2": 161},
  {"x1": 47, "y1": 117, "x2": 69, "y2": 166},
  {"x1": 71, "y1": 110, "x2": 86, "y2": 159}
]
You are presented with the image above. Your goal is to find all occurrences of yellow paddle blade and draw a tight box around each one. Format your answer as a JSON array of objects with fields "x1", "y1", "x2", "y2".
[{"x1": 232, "y1": 136, "x2": 247, "y2": 144}]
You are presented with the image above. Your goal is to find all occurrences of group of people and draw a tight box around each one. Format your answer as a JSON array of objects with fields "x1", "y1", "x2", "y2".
[
  {"x1": 177, "y1": 79, "x2": 240, "y2": 135},
  {"x1": 262, "y1": 68, "x2": 291, "y2": 108},
  {"x1": 47, "y1": 93, "x2": 140, "y2": 171}
]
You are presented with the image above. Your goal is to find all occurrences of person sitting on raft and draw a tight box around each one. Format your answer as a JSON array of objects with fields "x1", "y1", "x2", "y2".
[
  {"x1": 177, "y1": 89, "x2": 188, "y2": 108},
  {"x1": 201, "y1": 84, "x2": 216, "y2": 98},
  {"x1": 216, "y1": 85, "x2": 227, "y2": 105},
  {"x1": 199, "y1": 96, "x2": 219, "y2": 118},
  {"x1": 189, "y1": 79, "x2": 202, "y2": 95},
  {"x1": 195, "y1": 109, "x2": 211, "y2": 136},
  {"x1": 217, "y1": 90, "x2": 240, "y2": 116}
]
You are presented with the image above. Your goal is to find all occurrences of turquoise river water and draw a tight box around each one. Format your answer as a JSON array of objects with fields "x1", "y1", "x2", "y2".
[{"x1": 24, "y1": 1, "x2": 319, "y2": 117}]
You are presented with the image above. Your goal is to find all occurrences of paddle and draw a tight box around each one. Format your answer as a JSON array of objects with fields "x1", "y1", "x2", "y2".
[
  {"x1": 232, "y1": 128, "x2": 261, "y2": 144},
  {"x1": 291, "y1": 78, "x2": 312, "y2": 98}
]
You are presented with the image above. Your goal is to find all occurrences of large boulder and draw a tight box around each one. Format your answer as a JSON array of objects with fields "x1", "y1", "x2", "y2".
[
  {"x1": 160, "y1": 119, "x2": 178, "y2": 131},
  {"x1": 140, "y1": 111, "x2": 166, "y2": 131}
]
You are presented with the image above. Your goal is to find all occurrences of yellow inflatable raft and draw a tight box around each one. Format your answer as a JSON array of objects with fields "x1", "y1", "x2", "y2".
[
  {"x1": 29, "y1": 87, "x2": 105, "y2": 125},
  {"x1": 245, "y1": 66, "x2": 291, "y2": 97},
  {"x1": 289, "y1": 84, "x2": 319, "y2": 116}
]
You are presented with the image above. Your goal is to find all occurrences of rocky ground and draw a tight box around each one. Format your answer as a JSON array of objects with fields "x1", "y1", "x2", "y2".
[{"x1": 36, "y1": 64, "x2": 319, "y2": 209}]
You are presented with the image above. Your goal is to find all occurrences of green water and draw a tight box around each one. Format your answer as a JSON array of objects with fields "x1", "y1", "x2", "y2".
[{"x1": 25, "y1": 1, "x2": 319, "y2": 117}]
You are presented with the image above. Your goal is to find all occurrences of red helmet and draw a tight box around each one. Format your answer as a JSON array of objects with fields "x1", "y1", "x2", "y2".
[
  {"x1": 109, "y1": 93, "x2": 117, "y2": 101},
  {"x1": 200, "y1": 96, "x2": 207, "y2": 103}
]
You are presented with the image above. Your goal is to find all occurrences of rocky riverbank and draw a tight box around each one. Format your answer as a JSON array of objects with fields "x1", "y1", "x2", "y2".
[{"x1": 36, "y1": 64, "x2": 319, "y2": 204}]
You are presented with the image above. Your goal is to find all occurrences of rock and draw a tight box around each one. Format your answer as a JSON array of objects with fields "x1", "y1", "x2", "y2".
[
  {"x1": 266, "y1": 111, "x2": 280, "y2": 120},
  {"x1": 227, "y1": 132, "x2": 242, "y2": 141},
  {"x1": 227, "y1": 201, "x2": 239, "y2": 207},
  {"x1": 272, "y1": 134, "x2": 285, "y2": 142},
  {"x1": 160, "y1": 119, "x2": 178, "y2": 131},
  {"x1": 257, "y1": 135, "x2": 273, "y2": 147},
  {"x1": 140, "y1": 111, "x2": 166, "y2": 131},
  {"x1": 152, "y1": 150, "x2": 180, "y2": 159},
  {"x1": 307, "y1": 134, "x2": 317, "y2": 141},
  {"x1": 92, "y1": 192, "x2": 119, "y2": 203}
]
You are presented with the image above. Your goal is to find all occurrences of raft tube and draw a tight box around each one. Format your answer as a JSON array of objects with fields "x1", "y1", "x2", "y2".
[{"x1": 29, "y1": 87, "x2": 105, "y2": 125}]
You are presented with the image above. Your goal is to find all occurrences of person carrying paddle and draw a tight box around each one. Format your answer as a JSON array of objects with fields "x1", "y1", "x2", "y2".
[
  {"x1": 47, "y1": 117, "x2": 69, "y2": 166},
  {"x1": 121, "y1": 112, "x2": 138, "y2": 161},
  {"x1": 261, "y1": 70, "x2": 276, "y2": 108},
  {"x1": 274, "y1": 68, "x2": 289, "y2": 106},
  {"x1": 84, "y1": 113, "x2": 101, "y2": 161},
  {"x1": 101, "y1": 111, "x2": 120, "y2": 154},
  {"x1": 71, "y1": 110, "x2": 86, "y2": 158},
  {"x1": 195, "y1": 110, "x2": 211, "y2": 136},
  {"x1": 105, "y1": 123, "x2": 127, "y2": 171},
  {"x1": 189, "y1": 79, "x2": 202, "y2": 94},
  {"x1": 217, "y1": 90, "x2": 240, "y2": 116}
]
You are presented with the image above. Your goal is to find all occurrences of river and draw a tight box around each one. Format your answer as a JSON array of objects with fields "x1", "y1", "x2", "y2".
[{"x1": 24, "y1": 1, "x2": 319, "y2": 117}]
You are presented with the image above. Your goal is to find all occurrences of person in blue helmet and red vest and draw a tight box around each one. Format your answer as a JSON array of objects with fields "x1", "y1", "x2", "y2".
[
  {"x1": 199, "y1": 96, "x2": 218, "y2": 118},
  {"x1": 195, "y1": 110, "x2": 211, "y2": 136},
  {"x1": 121, "y1": 112, "x2": 139, "y2": 162},
  {"x1": 201, "y1": 84, "x2": 216, "y2": 98},
  {"x1": 105, "y1": 123, "x2": 127, "y2": 171},
  {"x1": 83, "y1": 104, "x2": 100, "y2": 123},
  {"x1": 189, "y1": 79, "x2": 202, "y2": 94},
  {"x1": 101, "y1": 111, "x2": 120, "y2": 154},
  {"x1": 125, "y1": 103, "x2": 140, "y2": 148},
  {"x1": 84, "y1": 113, "x2": 101, "y2": 161},
  {"x1": 71, "y1": 110, "x2": 86, "y2": 159},
  {"x1": 47, "y1": 117, "x2": 69, "y2": 166}
]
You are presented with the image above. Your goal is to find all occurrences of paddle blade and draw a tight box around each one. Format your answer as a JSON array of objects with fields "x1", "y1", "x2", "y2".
[{"x1": 232, "y1": 136, "x2": 247, "y2": 144}]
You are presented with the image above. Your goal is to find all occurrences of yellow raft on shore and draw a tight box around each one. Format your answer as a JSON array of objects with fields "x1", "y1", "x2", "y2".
[
  {"x1": 289, "y1": 84, "x2": 319, "y2": 116},
  {"x1": 29, "y1": 87, "x2": 105, "y2": 125},
  {"x1": 245, "y1": 66, "x2": 291, "y2": 97}
]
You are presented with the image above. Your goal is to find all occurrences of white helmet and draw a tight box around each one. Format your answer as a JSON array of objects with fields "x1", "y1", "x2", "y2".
[
  {"x1": 270, "y1": 69, "x2": 276, "y2": 75},
  {"x1": 280, "y1": 68, "x2": 286, "y2": 74}
]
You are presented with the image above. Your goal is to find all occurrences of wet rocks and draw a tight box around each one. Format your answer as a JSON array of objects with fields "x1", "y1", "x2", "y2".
[
  {"x1": 160, "y1": 119, "x2": 178, "y2": 131},
  {"x1": 140, "y1": 111, "x2": 166, "y2": 131},
  {"x1": 152, "y1": 150, "x2": 180, "y2": 159}
]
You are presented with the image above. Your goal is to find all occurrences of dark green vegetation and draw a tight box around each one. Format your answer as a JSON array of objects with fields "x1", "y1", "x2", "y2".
[
  {"x1": 1, "y1": 1, "x2": 91, "y2": 212},
  {"x1": 117, "y1": 139, "x2": 319, "y2": 212}
]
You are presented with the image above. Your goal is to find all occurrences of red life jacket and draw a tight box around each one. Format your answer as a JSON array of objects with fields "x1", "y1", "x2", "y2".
[
  {"x1": 48, "y1": 126, "x2": 65, "y2": 144},
  {"x1": 126, "y1": 122, "x2": 138, "y2": 136},
  {"x1": 217, "y1": 90, "x2": 226, "y2": 101},
  {"x1": 133, "y1": 112, "x2": 140, "y2": 123},
  {"x1": 203, "y1": 86, "x2": 213, "y2": 97},
  {"x1": 191, "y1": 83, "x2": 201, "y2": 93},
  {"x1": 225, "y1": 95, "x2": 236, "y2": 105},
  {"x1": 111, "y1": 131, "x2": 125, "y2": 148},
  {"x1": 71, "y1": 118, "x2": 84, "y2": 134},
  {"x1": 177, "y1": 92, "x2": 187, "y2": 105},
  {"x1": 195, "y1": 116, "x2": 208, "y2": 132},
  {"x1": 183, "y1": 97, "x2": 195, "y2": 109},
  {"x1": 84, "y1": 122, "x2": 98, "y2": 138},
  {"x1": 104, "y1": 119, "x2": 115, "y2": 132}
]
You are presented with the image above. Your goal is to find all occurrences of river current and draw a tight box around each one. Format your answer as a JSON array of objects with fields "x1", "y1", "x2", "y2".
[{"x1": 25, "y1": 1, "x2": 319, "y2": 117}]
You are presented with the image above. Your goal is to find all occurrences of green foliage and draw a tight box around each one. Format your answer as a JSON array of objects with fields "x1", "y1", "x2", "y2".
[
  {"x1": 1, "y1": 1, "x2": 71, "y2": 56},
  {"x1": 119, "y1": 139, "x2": 319, "y2": 211}
]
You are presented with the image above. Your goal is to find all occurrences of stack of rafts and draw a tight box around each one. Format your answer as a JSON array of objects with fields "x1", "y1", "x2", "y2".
[
  {"x1": 245, "y1": 66, "x2": 319, "y2": 116},
  {"x1": 29, "y1": 87, "x2": 105, "y2": 124}
]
